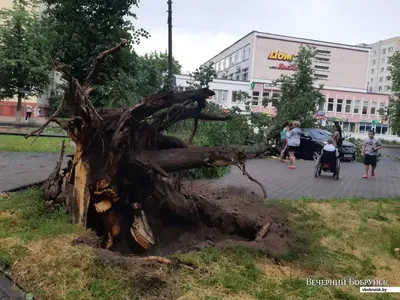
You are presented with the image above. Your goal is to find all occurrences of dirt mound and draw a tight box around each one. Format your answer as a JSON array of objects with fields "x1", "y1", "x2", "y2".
[{"x1": 79, "y1": 183, "x2": 299, "y2": 257}]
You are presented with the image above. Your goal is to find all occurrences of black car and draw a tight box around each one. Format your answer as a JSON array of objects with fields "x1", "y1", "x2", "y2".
[{"x1": 295, "y1": 128, "x2": 356, "y2": 161}]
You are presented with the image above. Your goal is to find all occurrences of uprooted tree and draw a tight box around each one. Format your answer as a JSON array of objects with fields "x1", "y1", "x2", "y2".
[{"x1": 27, "y1": 41, "x2": 270, "y2": 253}]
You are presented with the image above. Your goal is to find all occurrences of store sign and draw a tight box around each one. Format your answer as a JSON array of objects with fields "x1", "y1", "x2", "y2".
[
  {"x1": 269, "y1": 63, "x2": 297, "y2": 71},
  {"x1": 268, "y1": 51, "x2": 294, "y2": 62}
]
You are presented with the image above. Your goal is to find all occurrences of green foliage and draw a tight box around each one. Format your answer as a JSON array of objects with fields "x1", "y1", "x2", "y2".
[
  {"x1": 0, "y1": 0, "x2": 51, "y2": 114},
  {"x1": 264, "y1": 45, "x2": 324, "y2": 128},
  {"x1": 40, "y1": 0, "x2": 159, "y2": 109},
  {"x1": 186, "y1": 63, "x2": 217, "y2": 89},
  {"x1": 386, "y1": 53, "x2": 400, "y2": 134}
]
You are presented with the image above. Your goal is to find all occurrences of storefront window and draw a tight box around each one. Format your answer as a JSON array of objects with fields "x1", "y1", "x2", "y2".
[
  {"x1": 262, "y1": 91, "x2": 270, "y2": 106},
  {"x1": 379, "y1": 103, "x2": 385, "y2": 115}
]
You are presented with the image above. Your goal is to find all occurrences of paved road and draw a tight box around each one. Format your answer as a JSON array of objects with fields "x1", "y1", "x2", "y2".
[
  {"x1": 0, "y1": 152, "x2": 60, "y2": 192},
  {"x1": 198, "y1": 147, "x2": 400, "y2": 199},
  {"x1": 0, "y1": 273, "x2": 24, "y2": 300}
]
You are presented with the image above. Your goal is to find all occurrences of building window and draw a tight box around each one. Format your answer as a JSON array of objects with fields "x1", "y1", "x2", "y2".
[
  {"x1": 237, "y1": 48, "x2": 243, "y2": 62},
  {"x1": 315, "y1": 74, "x2": 328, "y2": 80},
  {"x1": 378, "y1": 86, "x2": 382, "y2": 91},
  {"x1": 231, "y1": 91, "x2": 237, "y2": 102},
  {"x1": 381, "y1": 58, "x2": 385, "y2": 63},
  {"x1": 354, "y1": 100, "x2": 360, "y2": 114},
  {"x1": 225, "y1": 57, "x2": 230, "y2": 69},
  {"x1": 327, "y1": 98, "x2": 334, "y2": 111},
  {"x1": 362, "y1": 101, "x2": 368, "y2": 115},
  {"x1": 380, "y1": 77, "x2": 383, "y2": 82},
  {"x1": 235, "y1": 70, "x2": 241, "y2": 80},
  {"x1": 389, "y1": 47, "x2": 394, "y2": 52},
  {"x1": 371, "y1": 78, "x2": 374, "y2": 83},
  {"x1": 369, "y1": 87, "x2": 372, "y2": 92},
  {"x1": 262, "y1": 91, "x2": 270, "y2": 106},
  {"x1": 373, "y1": 51, "x2": 376, "y2": 56},
  {"x1": 385, "y1": 85, "x2": 390, "y2": 91},
  {"x1": 215, "y1": 90, "x2": 228, "y2": 102},
  {"x1": 336, "y1": 99, "x2": 343, "y2": 112},
  {"x1": 316, "y1": 49, "x2": 331, "y2": 55},
  {"x1": 228, "y1": 73, "x2": 233, "y2": 80},
  {"x1": 252, "y1": 91, "x2": 259, "y2": 106},
  {"x1": 241, "y1": 68, "x2": 249, "y2": 81},
  {"x1": 243, "y1": 44, "x2": 250, "y2": 60},
  {"x1": 380, "y1": 67, "x2": 384, "y2": 72},
  {"x1": 370, "y1": 102, "x2": 377, "y2": 115},
  {"x1": 371, "y1": 69, "x2": 375, "y2": 74},
  {"x1": 386, "y1": 75, "x2": 391, "y2": 81},
  {"x1": 315, "y1": 65, "x2": 329, "y2": 71},
  {"x1": 272, "y1": 91, "x2": 280, "y2": 101},
  {"x1": 382, "y1": 48, "x2": 386, "y2": 54},
  {"x1": 220, "y1": 59, "x2": 225, "y2": 70},
  {"x1": 372, "y1": 60, "x2": 376, "y2": 65},
  {"x1": 315, "y1": 57, "x2": 330, "y2": 62},
  {"x1": 345, "y1": 99, "x2": 352, "y2": 113},
  {"x1": 379, "y1": 103, "x2": 385, "y2": 115},
  {"x1": 229, "y1": 54, "x2": 234, "y2": 66}
]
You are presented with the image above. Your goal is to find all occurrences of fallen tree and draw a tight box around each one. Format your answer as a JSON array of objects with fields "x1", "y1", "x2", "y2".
[{"x1": 26, "y1": 40, "x2": 273, "y2": 252}]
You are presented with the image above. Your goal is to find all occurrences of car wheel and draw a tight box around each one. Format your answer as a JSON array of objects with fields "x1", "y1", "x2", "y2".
[{"x1": 313, "y1": 149, "x2": 321, "y2": 161}]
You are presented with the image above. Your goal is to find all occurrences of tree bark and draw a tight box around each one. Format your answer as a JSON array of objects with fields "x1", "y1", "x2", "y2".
[{"x1": 16, "y1": 93, "x2": 22, "y2": 123}]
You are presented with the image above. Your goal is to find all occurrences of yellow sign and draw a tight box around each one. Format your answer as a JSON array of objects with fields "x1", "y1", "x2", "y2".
[{"x1": 268, "y1": 51, "x2": 294, "y2": 62}]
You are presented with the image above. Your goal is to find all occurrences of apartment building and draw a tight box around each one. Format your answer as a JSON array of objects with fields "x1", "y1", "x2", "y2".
[
  {"x1": 203, "y1": 31, "x2": 370, "y2": 91},
  {"x1": 366, "y1": 37, "x2": 400, "y2": 94}
]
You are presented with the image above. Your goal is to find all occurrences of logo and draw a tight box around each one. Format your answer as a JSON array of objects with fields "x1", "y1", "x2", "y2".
[
  {"x1": 268, "y1": 51, "x2": 294, "y2": 61},
  {"x1": 269, "y1": 63, "x2": 297, "y2": 71}
]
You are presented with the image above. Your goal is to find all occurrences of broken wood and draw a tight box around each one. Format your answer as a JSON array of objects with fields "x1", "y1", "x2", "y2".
[{"x1": 255, "y1": 222, "x2": 271, "y2": 241}]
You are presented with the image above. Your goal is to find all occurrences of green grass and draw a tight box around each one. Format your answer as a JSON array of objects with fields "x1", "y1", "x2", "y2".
[
  {"x1": 1, "y1": 190, "x2": 400, "y2": 299},
  {"x1": 0, "y1": 189, "x2": 133, "y2": 299},
  {"x1": 0, "y1": 134, "x2": 73, "y2": 153}
]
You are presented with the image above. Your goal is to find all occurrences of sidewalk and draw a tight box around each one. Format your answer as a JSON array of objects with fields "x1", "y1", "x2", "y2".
[
  {"x1": 0, "y1": 116, "x2": 51, "y2": 128},
  {"x1": 0, "y1": 272, "x2": 25, "y2": 300}
]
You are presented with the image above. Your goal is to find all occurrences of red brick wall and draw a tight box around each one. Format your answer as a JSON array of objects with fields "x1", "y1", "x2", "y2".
[{"x1": 0, "y1": 101, "x2": 50, "y2": 117}]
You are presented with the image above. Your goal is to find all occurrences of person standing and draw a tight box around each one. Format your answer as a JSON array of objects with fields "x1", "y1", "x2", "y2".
[
  {"x1": 362, "y1": 130, "x2": 382, "y2": 178},
  {"x1": 332, "y1": 124, "x2": 342, "y2": 148},
  {"x1": 279, "y1": 122, "x2": 290, "y2": 162},
  {"x1": 25, "y1": 105, "x2": 32, "y2": 121},
  {"x1": 286, "y1": 121, "x2": 301, "y2": 169}
]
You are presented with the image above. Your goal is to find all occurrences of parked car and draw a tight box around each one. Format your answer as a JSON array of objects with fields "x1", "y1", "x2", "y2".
[{"x1": 297, "y1": 128, "x2": 356, "y2": 161}]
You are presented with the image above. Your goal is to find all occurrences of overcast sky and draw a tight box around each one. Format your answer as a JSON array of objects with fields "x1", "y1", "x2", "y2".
[{"x1": 132, "y1": 0, "x2": 399, "y2": 73}]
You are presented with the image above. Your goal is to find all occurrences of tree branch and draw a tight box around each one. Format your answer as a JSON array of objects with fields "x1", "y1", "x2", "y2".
[
  {"x1": 236, "y1": 163, "x2": 267, "y2": 199},
  {"x1": 85, "y1": 39, "x2": 128, "y2": 83}
]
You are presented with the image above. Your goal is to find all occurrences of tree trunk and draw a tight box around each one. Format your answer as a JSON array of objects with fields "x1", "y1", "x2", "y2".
[{"x1": 16, "y1": 93, "x2": 22, "y2": 123}]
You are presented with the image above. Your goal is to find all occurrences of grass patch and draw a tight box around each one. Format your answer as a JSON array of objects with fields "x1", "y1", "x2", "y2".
[
  {"x1": 1, "y1": 190, "x2": 400, "y2": 299},
  {"x1": 0, "y1": 134, "x2": 73, "y2": 153},
  {"x1": 0, "y1": 189, "x2": 133, "y2": 299}
]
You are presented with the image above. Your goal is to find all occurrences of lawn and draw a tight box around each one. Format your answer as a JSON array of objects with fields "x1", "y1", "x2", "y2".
[
  {"x1": 1, "y1": 190, "x2": 400, "y2": 299},
  {"x1": 0, "y1": 134, "x2": 73, "y2": 153}
]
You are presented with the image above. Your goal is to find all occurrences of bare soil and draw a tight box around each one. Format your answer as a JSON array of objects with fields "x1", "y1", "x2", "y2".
[{"x1": 75, "y1": 182, "x2": 301, "y2": 257}]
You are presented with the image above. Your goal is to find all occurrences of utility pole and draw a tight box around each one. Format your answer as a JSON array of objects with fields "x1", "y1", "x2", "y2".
[{"x1": 167, "y1": 0, "x2": 173, "y2": 89}]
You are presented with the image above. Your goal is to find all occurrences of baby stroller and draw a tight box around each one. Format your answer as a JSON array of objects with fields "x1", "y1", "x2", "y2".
[{"x1": 314, "y1": 149, "x2": 340, "y2": 180}]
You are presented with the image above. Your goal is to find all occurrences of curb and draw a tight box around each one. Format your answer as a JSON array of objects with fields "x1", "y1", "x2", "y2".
[
  {"x1": 2, "y1": 181, "x2": 45, "y2": 193},
  {"x1": 0, "y1": 269, "x2": 31, "y2": 299}
]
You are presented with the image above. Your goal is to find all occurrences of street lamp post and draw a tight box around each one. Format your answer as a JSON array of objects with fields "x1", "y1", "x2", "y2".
[{"x1": 167, "y1": 0, "x2": 173, "y2": 89}]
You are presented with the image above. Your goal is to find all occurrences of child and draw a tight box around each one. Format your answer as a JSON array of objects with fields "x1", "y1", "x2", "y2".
[{"x1": 362, "y1": 130, "x2": 382, "y2": 178}]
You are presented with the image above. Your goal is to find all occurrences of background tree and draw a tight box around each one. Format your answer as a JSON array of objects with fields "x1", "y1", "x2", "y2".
[
  {"x1": 41, "y1": 0, "x2": 150, "y2": 109},
  {"x1": 0, "y1": 0, "x2": 51, "y2": 122},
  {"x1": 385, "y1": 53, "x2": 400, "y2": 134},
  {"x1": 263, "y1": 45, "x2": 324, "y2": 128}
]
